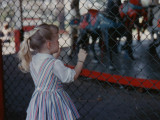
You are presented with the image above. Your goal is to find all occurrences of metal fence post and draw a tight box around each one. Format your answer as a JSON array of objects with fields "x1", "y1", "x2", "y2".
[{"x1": 0, "y1": 40, "x2": 4, "y2": 120}]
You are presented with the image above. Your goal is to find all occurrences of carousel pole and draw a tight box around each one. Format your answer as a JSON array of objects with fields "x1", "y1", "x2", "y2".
[
  {"x1": 69, "y1": 0, "x2": 80, "y2": 56},
  {"x1": 14, "y1": 0, "x2": 23, "y2": 52}
]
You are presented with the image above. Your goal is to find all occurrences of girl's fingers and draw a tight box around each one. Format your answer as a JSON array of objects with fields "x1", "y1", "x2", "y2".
[{"x1": 80, "y1": 49, "x2": 87, "y2": 53}]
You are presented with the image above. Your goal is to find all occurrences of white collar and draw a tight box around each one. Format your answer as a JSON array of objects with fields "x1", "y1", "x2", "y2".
[
  {"x1": 31, "y1": 53, "x2": 55, "y2": 73},
  {"x1": 36, "y1": 53, "x2": 54, "y2": 59}
]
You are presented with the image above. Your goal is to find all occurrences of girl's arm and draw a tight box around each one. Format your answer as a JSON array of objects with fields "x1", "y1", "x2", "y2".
[
  {"x1": 52, "y1": 49, "x2": 87, "y2": 82},
  {"x1": 74, "y1": 49, "x2": 87, "y2": 80}
]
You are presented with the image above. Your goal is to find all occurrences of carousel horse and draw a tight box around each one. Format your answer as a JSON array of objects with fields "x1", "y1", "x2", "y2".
[
  {"x1": 99, "y1": 0, "x2": 149, "y2": 60},
  {"x1": 119, "y1": 0, "x2": 149, "y2": 54},
  {"x1": 71, "y1": 0, "x2": 150, "y2": 69},
  {"x1": 76, "y1": 0, "x2": 123, "y2": 69},
  {"x1": 76, "y1": 9, "x2": 103, "y2": 62}
]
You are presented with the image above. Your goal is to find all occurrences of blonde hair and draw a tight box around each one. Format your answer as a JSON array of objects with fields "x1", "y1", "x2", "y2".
[{"x1": 18, "y1": 23, "x2": 59, "y2": 73}]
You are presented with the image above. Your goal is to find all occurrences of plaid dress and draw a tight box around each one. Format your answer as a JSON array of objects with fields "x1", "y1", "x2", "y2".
[{"x1": 26, "y1": 57, "x2": 80, "y2": 120}]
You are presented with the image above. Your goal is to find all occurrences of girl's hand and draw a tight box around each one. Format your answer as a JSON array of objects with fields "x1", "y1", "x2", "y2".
[
  {"x1": 53, "y1": 48, "x2": 61, "y2": 59},
  {"x1": 74, "y1": 49, "x2": 87, "y2": 80},
  {"x1": 78, "y1": 49, "x2": 87, "y2": 62}
]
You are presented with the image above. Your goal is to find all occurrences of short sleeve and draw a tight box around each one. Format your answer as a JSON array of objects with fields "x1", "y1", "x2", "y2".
[{"x1": 52, "y1": 59, "x2": 76, "y2": 83}]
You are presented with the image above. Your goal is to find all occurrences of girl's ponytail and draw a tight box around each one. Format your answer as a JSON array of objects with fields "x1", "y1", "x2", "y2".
[
  {"x1": 18, "y1": 23, "x2": 58, "y2": 73},
  {"x1": 18, "y1": 38, "x2": 31, "y2": 73}
]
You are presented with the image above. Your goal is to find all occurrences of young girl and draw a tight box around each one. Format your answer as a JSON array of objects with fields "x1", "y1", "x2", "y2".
[{"x1": 18, "y1": 23, "x2": 87, "y2": 120}]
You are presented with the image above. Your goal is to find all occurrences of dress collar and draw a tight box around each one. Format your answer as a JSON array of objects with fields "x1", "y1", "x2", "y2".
[{"x1": 36, "y1": 53, "x2": 54, "y2": 59}]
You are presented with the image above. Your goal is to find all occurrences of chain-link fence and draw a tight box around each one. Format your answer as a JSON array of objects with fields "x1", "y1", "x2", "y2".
[{"x1": 0, "y1": 0, "x2": 160, "y2": 120}]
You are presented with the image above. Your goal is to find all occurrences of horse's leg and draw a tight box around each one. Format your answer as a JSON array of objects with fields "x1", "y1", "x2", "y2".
[
  {"x1": 102, "y1": 29, "x2": 115, "y2": 70},
  {"x1": 116, "y1": 23, "x2": 126, "y2": 53},
  {"x1": 152, "y1": 31, "x2": 157, "y2": 42},
  {"x1": 108, "y1": 29, "x2": 116, "y2": 70},
  {"x1": 149, "y1": 30, "x2": 156, "y2": 54},
  {"x1": 149, "y1": 42, "x2": 159, "y2": 56},
  {"x1": 135, "y1": 17, "x2": 141, "y2": 42},
  {"x1": 111, "y1": 28, "x2": 119, "y2": 54},
  {"x1": 81, "y1": 33, "x2": 89, "y2": 51},
  {"x1": 69, "y1": 27, "x2": 78, "y2": 57},
  {"x1": 124, "y1": 30, "x2": 135, "y2": 60},
  {"x1": 137, "y1": 27, "x2": 141, "y2": 42},
  {"x1": 90, "y1": 34, "x2": 99, "y2": 63},
  {"x1": 99, "y1": 33, "x2": 105, "y2": 61},
  {"x1": 149, "y1": 32, "x2": 160, "y2": 58},
  {"x1": 76, "y1": 30, "x2": 88, "y2": 52}
]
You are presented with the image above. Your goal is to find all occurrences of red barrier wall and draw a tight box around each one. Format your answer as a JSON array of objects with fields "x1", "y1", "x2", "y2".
[{"x1": 0, "y1": 40, "x2": 4, "y2": 120}]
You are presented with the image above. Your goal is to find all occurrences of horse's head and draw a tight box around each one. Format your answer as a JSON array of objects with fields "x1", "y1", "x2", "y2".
[
  {"x1": 78, "y1": 9, "x2": 100, "y2": 30},
  {"x1": 104, "y1": 0, "x2": 122, "y2": 19}
]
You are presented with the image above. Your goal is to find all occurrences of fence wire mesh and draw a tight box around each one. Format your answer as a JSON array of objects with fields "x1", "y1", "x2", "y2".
[{"x1": 0, "y1": 0, "x2": 160, "y2": 120}]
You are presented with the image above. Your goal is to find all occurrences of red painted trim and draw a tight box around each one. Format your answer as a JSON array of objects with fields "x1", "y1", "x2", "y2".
[
  {"x1": 14, "y1": 30, "x2": 21, "y2": 53},
  {"x1": 23, "y1": 26, "x2": 35, "y2": 32},
  {"x1": 158, "y1": 19, "x2": 160, "y2": 28},
  {"x1": 0, "y1": 40, "x2": 5, "y2": 120},
  {"x1": 67, "y1": 65, "x2": 160, "y2": 90}
]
